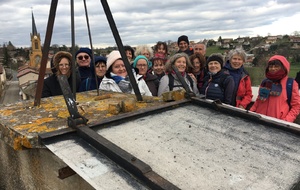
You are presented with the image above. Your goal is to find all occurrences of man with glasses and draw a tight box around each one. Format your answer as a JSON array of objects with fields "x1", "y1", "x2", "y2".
[{"x1": 75, "y1": 47, "x2": 93, "y2": 81}]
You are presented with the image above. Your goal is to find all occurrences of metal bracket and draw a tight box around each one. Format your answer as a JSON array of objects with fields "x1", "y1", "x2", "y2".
[{"x1": 57, "y1": 75, "x2": 88, "y2": 128}]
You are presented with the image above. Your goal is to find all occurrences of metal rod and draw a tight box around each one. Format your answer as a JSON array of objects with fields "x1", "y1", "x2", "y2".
[
  {"x1": 100, "y1": 0, "x2": 143, "y2": 101},
  {"x1": 70, "y1": 0, "x2": 76, "y2": 100},
  {"x1": 76, "y1": 126, "x2": 180, "y2": 190},
  {"x1": 34, "y1": 0, "x2": 58, "y2": 106},
  {"x1": 83, "y1": 0, "x2": 99, "y2": 95}
]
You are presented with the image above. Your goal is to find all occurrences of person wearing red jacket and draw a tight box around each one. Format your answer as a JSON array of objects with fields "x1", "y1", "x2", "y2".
[
  {"x1": 250, "y1": 55, "x2": 300, "y2": 122},
  {"x1": 223, "y1": 48, "x2": 253, "y2": 109}
]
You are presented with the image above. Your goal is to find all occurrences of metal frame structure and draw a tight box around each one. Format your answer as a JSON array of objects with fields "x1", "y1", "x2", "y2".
[{"x1": 34, "y1": 1, "x2": 300, "y2": 189}]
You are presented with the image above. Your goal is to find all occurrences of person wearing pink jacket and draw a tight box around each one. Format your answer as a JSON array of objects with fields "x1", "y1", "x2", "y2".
[{"x1": 250, "y1": 55, "x2": 300, "y2": 122}]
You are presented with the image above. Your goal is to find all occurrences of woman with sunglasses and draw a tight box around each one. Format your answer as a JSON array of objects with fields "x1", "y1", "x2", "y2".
[
  {"x1": 75, "y1": 47, "x2": 93, "y2": 81},
  {"x1": 42, "y1": 51, "x2": 80, "y2": 98},
  {"x1": 100, "y1": 50, "x2": 152, "y2": 96}
]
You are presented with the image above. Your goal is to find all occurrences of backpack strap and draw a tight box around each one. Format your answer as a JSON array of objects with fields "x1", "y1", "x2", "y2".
[
  {"x1": 168, "y1": 73, "x2": 175, "y2": 91},
  {"x1": 286, "y1": 77, "x2": 294, "y2": 109},
  {"x1": 168, "y1": 73, "x2": 194, "y2": 91}
]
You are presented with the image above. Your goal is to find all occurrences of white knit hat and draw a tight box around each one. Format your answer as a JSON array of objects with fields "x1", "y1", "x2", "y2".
[{"x1": 106, "y1": 50, "x2": 122, "y2": 70}]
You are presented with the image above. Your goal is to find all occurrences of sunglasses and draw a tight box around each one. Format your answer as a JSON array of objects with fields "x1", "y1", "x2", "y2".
[{"x1": 77, "y1": 55, "x2": 90, "y2": 60}]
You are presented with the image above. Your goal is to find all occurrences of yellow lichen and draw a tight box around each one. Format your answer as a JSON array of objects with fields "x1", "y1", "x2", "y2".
[
  {"x1": 14, "y1": 118, "x2": 54, "y2": 131},
  {"x1": 0, "y1": 109, "x2": 15, "y2": 116}
]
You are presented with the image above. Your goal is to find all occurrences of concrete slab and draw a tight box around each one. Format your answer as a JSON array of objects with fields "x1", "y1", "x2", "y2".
[
  {"x1": 94, "y1": 104, "x2": 300, "y2": 189},
  {"x1": 44, "y1": 133, "x2": 148, "y2": 190}
]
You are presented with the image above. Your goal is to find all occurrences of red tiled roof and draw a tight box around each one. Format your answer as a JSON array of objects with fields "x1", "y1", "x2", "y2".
[{"x1": 17, "y1": 68, "x2": 39, "y2": 78}]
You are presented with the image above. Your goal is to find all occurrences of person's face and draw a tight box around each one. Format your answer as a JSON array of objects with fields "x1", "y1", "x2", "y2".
[
  {"x1": 125, "y1": 50, "x2": 133, "y2": 61},
  {"x1": 141, "y1": 50, "x2": 150, "y2": 60},
  {"x1": 76, "y1": 53, "x2": 90, "y2": 67},
  {"x1": 192, "y1": 58, "x2": 201, "y2": 73},
  {"x1": 268, "y1": 64, "x2": 282, "y2": 73},
  {"x1": 178, "y1": 41, "x2": 188, "y2": 52},
  {"x1": 58, "y1": 58, "x2": 70, "y2": 75},
  {"x1": 208, "y1": 61, "x2": 221, "y2": 73},
  {"x1": 95, "y1": 62, "x2": 106, "y2": 77},
  {"x1": 157, "y1": 44, "x2": 166, "y2": 54},
  {"x1": 136, "y1": 59, "x2": 148, "y2": 76},
  {"x1": 193, "y1": 44, "x2": 206, "y2": 56},
  {"x1": 230, "y1": 55, "x2": 244, "y2": 69},
  {"x1": 174, "y1": 57, "x2": 186, "y2": 73},
  {"x1": 152, "y1": 59, "x2": 165, "y2": 75},
  {"x1": 112, "y1": 59, "x2": 127, "y2": 77}
]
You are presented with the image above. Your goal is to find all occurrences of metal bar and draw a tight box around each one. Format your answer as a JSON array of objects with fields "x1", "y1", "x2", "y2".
[
  {"x1": 58, "y1": 166, "x2": 76, "y2": 179},
  {"x1": 76, "y1": 125, "x2": 180, "y2": 190},
  {"x1": 34, "y1": 0, "x2": 58, "y2": 106},
  {"x1": 70, "y1": 0, "x2": 76, "y2": 100},
  {"x1": 191, "y1": 96, "x2": 300, "y2": 135},
  {"x1": 83, "y1": 0, "x2": 99, "y2": 96},
  {"x1": 171, "y1": 65, "x2": 195, "y2": 99},
  {"x1": 100, "y1": 0, "x2": 143, "y2": 101}
]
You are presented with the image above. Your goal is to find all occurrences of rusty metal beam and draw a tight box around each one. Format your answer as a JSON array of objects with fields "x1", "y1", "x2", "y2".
[
  {"x1": 100, "y1": 0, "x2": 143, "y2": 101},
  {"x1": 34, "y1": 0, "x2": 58, "y2": 106},
  {"x1": 76, "y1": 125, "x2": 180, "y2": 190},
  {"x1": 58, "y1": 166, "x2": 76, "y2": 179}
]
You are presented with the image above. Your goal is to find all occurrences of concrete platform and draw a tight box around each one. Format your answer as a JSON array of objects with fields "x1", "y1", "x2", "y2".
[{"x1": 1, "y1": 90, "x2": 300, "y2": 189}]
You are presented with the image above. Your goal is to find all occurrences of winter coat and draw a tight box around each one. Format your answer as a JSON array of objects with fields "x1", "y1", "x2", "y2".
[
  {"x1": 224, "y1": 62, "x2": 253, "y2": 108},
  {"x1": 78, "y1": 66, "x2": 93, "y2": 81},
  {"x1": 158, "y1": 73, "x2": 199, "y2": 96},
  {"x1": 42, "y1": 74, "x2": 81, "y2": 98},
  {"x1": 250, "y1": 55, "x2": 300, "y2": 122},
  {"x1": 200, "y1": 70, "x2": 234, "y2": 105},
  {"x1": 177, "y1": 47, "x2": 194, "y2": 56},
  {"x1": 144, "y1": 73, "x2": 159, "y2": 96},
  {"x1": 79, "y1": 77, "x2": 103, "y2": 92},
  {"x1": 99, "y1": 74, "x2": 152, "y2": 96}
]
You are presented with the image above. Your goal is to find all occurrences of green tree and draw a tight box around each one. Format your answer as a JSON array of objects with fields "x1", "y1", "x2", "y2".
[{"x1": 2, "y1": 43, "x2": 11, "y2": 67}]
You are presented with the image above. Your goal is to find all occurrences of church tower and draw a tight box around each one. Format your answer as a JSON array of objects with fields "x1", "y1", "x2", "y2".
[{"x1": 29, "y1": 11, "x2": 42, "y2": 68}]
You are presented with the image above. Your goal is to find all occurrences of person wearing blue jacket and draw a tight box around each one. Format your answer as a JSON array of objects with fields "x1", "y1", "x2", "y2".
[{"x1": 79, "y1": 56, "x2": 107, "y2": 92}]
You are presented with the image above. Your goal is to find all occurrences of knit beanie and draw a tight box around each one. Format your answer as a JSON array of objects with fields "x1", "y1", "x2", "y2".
[
  {"x1": 177, "y1": 35, "x2": 189, "y2": 45},
  {"x1": 207, "y1": 54, "x2": 224, "y2": 66},
  {"x1": 75, "y1": 47, "x2": 92, "y2": 58},
  {"x1": 106, "y1": 50, "x2": 122, "y2": 70},
  {"x1": 94, "y1": 56, "x2": 107, "y2": 65},
  {"x1": 132, "y1": 55, "x2": 150, "y2": 68}
]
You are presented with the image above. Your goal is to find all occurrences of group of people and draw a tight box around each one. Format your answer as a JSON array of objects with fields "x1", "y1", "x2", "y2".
[{"x1": 42, "y1": 34, "x2": 300, "y2": 123}]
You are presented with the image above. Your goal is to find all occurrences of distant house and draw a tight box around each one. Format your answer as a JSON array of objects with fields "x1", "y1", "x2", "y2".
[
  {"x1": 17, "y1": 66, "x2": 39, "y2": 87},
  {"x1": 265, "y1": 36, "x2": 278, "y2": 44},
  {"x1": 0, "y1": 64, "x2": 6, "y2": 92},
  {"x1": 289, "y1": 36, "x2": 300, "y2": 49},
  {"x1": 17, "y1": 66, "x2": 39, "y2": 100}
]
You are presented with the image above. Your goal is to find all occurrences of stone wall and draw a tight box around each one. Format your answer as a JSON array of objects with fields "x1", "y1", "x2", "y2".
[{"x1": 0, "y1": 140, "x2": 94, "y2": 190}]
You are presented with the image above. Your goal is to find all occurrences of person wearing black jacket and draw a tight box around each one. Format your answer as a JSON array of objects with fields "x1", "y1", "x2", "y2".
[
  {"x1": 295, "y1": 71, "x2": 300, "y2": 89},
  {"x1": 42, "y1": 51, "x2": 80, "y2": 98},
  {"x1": 177, "y1": 35, "x2": 193, "y2": 56}
]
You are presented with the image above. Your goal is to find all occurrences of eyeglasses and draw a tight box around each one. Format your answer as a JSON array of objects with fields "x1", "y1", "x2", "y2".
[
  {"x1": 59, "y1": 63, "x2": 70, "y2": 68},
  {"x1": 77, "y1": 55, "x2": 90, "y2": 60},
  {"x1": 136, "y1": 64, "x2": 148, "y2": 68}
]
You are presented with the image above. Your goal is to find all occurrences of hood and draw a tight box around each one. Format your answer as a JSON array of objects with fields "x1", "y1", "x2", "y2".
[{"x1": 268, "y1": 55, "x2": 290, "y2": 74}]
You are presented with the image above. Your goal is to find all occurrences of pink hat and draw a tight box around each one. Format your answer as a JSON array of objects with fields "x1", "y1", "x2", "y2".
[{"x1": 106, "y1": 50, "x2": 122, "y2": 70}]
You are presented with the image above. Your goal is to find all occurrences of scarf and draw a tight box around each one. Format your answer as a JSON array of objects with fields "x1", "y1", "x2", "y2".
[
  {"x1": 266, "y1": 69, "x2": 286, "y2": 81},
  {"x1": 171, "y1": 70, "x2": 185, "y2": 76},
  {"x1": 111, "y1": 72, "x2": 125, "y2": 84},
  {"x1": 258, "y1": 79, "x2": 282, "y2": 101}
]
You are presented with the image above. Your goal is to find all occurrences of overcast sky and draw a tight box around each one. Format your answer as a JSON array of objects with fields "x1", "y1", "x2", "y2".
[{"x1": 0, "y1": 0, "x2": 299, "y2": 48}]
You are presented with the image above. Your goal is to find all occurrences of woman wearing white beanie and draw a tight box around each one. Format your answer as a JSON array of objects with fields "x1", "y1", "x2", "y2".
[{"x1": 99, "y1": 50, "x2": 152, "y2": 96}]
